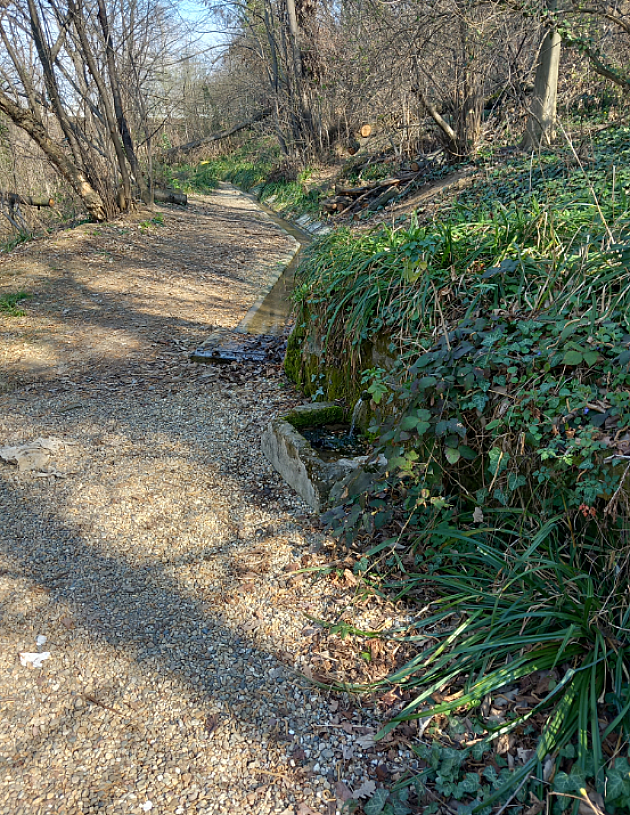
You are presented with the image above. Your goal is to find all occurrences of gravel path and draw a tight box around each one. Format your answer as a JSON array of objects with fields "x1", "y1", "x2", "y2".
[{"x1": 0, "y1": 188, "x2": 410, "y2": 815}]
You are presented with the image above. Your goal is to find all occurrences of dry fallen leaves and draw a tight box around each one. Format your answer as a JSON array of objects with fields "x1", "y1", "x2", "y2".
[
  {"x1": 354, "y1": 731, "x2": 376, "y2": 750},
  {"x1": 353, "y1": 779, "x2": 376, "y2": 798},
  {"x1": 335, "y1": 780, "x2": 353, "y2": 802}
]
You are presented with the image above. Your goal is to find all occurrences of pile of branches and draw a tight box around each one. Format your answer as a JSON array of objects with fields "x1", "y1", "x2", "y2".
[{"x1": 321, "y1": 154, "x2": 439, "y2": 217}]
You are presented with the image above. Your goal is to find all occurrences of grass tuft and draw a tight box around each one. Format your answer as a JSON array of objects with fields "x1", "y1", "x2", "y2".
[{"x1": 0, "y1": 291, "x2": 31, "y2": 316}]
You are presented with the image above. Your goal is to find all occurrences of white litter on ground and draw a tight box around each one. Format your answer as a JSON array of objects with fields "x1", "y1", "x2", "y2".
[
  {"x1": 0, "y1": 438, "x2": 66, "y2": 473},
  {"x1": 19, "y1": 652, "x2": 51, "y2": 668}
]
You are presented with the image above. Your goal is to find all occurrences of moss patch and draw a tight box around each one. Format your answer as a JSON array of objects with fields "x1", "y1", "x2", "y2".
[
  {"x1": 283, "y1": 403, "x2": 344, "y2": 429},
  {"x1": 284, "y1": 324, "x2": 305, "y2": 383}
]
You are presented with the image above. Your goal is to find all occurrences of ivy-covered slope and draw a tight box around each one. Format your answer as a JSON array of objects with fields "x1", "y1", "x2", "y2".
[{"x1": 289, "y1": 127, "x2": 630, "y2": 515}]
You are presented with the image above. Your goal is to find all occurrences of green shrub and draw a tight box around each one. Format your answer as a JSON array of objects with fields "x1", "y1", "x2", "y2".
[{"x1": 303, "y1": 127, "x2": 630, "y2": 810}]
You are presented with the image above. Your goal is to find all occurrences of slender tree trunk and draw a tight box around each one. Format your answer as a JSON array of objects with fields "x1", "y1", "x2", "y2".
[
  {"x1": 68, "y1": 0, "x2": 133, "y2": 208},
  {"x1": 27, "y1": 0, "x2": 84, "y2": 168},
  {"x1": 285, "y1": 0, "x2": 314, "y2": 152},
  {"x1": 523, "y1": 0, "x2": 562, "y2": 149},
  {"x1": 96, "y1": 0, "x2": 152, "y2": 205}
]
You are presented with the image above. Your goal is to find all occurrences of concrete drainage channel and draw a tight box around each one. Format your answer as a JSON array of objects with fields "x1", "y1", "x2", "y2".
[
  {"x1": 261, "y1": 403, "x2": 385, "y2": 514},
  {"x1": 191, "y1": 188, "x2": 381, "y2": 513},
  {"x1": 190, "y1": 188, "x2": 312, "y2": 364}
]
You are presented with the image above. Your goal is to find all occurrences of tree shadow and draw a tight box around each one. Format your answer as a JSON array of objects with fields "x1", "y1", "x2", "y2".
[
  {"x1": 0, "y1": 193, "x2": 333, "y2": 813},
  {"x1": 0, "y1": 443, "x2": 326, "y2": 812}
]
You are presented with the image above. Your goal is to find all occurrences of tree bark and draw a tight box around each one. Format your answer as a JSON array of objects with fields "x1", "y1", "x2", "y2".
[
  {"x1": 3, "y1": 193, "x2": 55, "y2": 208},
  {"x1": 96, "y1": 0, "x2": 151, "y2": 205},
  {"x1": 68, "y1": 0, "x2": 133, "y2": 210},
  {"x1": 523, "y1": 1, "x2": 562, "y2": 149},
  {"x1": 415, "y1": 86, "x2": 458, "y2": 148}
]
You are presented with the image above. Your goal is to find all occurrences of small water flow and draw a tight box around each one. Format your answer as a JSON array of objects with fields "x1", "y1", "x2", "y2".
[
  {"x1": 301, "y1": 423, "x2": 368, "y2": 462},
  {"x1": 237, "y1": 196, "x2": 312, "y2": 336},
  {"x1": 349, "y1": 397, "x2": 363, "y2": 437}
]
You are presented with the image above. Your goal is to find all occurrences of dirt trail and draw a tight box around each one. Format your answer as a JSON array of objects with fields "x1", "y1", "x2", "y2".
[
  {"x1": 0, "y1": 187, "x2": 411, "y2": 815},
  {"x1": 0, "y1": 185, "x2": 298, "y2": 391}
]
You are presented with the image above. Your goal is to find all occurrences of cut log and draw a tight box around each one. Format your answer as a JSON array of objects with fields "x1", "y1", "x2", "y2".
[
  {"x1": 410, "y1": 158, "x2": 433, "y2": 173},
  {"x1": 335, "y1": 177, "x2": 402, "y2": 196},
  {"x1": 321, "y1": 195, "x2": 354, "y2": 213},
  {"x1": 2, "y1": 192, "x2": 55, "y2": 208},
  {"x1": 335, "y1": 184, "x2": 371, "y2": 197},
  {"x1": 153, "y1": 189, "x2": 187, "y2": 206},
  {"x1": 360, "y1": 124, "x2": 372, "y2": 138},
  {"x1": 164, "y1": 110, "x2": 271, "y2": 159},
  {"x1": 369, "y1": 186, "x2": 400, "y2": 211}
]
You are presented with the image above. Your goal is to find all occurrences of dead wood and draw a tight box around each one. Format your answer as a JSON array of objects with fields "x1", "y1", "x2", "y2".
[
  {"x1": 164, "y1": 110, "x2": 271, "y2": 159},
  {"x1": 337, "y1": 187, "x2": 374, "y2": 217},
  {"x1": 153, "y1": 189, "x2": 188, "y2": 206},
  {"x1": 2, "y1": 192, "x2": 55, "y2": 208},
  {"x1": 368, "y1": 186, "x2": 400, "y2": 210},
  {"x1": 335, "y1": 177, "x2": 406, "y2": 197},
  {"x1": 321, "y1": 195, "x2": 354, "y2": 213}
]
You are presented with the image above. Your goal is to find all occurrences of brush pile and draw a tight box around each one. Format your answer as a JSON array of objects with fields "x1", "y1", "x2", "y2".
[{"x1": 321, "y1": 154, "x2": 440, "y2": 216}]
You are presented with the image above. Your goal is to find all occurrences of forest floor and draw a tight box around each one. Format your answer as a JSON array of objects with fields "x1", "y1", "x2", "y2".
[{"x1": 0, "y1": 186, "x2": 412, "y2": 815}]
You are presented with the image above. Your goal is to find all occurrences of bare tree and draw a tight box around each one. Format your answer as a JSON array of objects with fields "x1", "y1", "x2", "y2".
[{"x1": 0, "y1": 0, "x2": 178, "y2": 220}]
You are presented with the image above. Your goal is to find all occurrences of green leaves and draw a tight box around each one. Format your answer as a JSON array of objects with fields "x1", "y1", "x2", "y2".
[
  {"x1": 400, "y1": 409, "x2": 431, "y2": 435},
  {"x1": 553, "y1": 768, "x2": 587, "y2": 811},
  {"x1": 297, "y1": 124, "x2": 630, "y2": 815},
  {"x1": 562, "y1": 344, "x2": 600, "y2": 367},
  {"x1": 444, "y1": 446, "x2": 461, "y2": 464},
  {"x1": 364, "y1": 789, "x2": 390, "y2": 815},
  {"x1": 606, "y1": 758, "x2": 630, "y2": 807},
  {"x1": 0, "y1": 291, "x2": 31, "y2": 317}
]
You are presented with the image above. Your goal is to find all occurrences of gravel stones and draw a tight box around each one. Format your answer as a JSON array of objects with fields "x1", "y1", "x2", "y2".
[{"x1": 0, "y1": 187, "x2": 406, "y2": 815}]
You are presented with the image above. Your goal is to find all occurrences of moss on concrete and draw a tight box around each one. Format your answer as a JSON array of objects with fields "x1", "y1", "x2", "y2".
[
  {"x1": 284, "y1": 403, "x2": 344, "y2": 429},
  {"x1": 283, "y1": 300, "x2": 395, "y2": 419},
  {"x1": 284, "y1": 322, "x2": 305, "y2": 383}
]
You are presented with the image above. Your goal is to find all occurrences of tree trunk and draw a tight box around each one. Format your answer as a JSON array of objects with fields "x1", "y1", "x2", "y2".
[
  {"x1": 96, "y1": 0, "x2": 152, "y2": 205},
  {"x1": 523, "y1": 1, "x2": 562, "y2": 149},
  {"x1": 415, "y1": 86, "x2": 458, "y2": 149},
  {"x1": 0, "y1": 89, "x2": 107, "y2": 221},
  {"x1": 68, "y1": 0, "x2": 133, "y2": 210},
  {"x1": 285, "y1": 0, "x2": 315, "y2": 152}
]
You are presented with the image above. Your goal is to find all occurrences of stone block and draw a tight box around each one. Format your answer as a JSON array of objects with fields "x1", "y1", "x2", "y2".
[{"x1": 261, "y1": 403, "x2": 353, "y2": 512}]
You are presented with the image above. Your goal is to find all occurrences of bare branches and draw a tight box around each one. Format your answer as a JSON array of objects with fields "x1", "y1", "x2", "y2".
[{"x1": 164, "y1": 109, "x2": 272, "y2": 158}]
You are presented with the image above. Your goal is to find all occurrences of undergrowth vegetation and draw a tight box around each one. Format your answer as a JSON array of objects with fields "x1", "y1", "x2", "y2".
[
  {"x1": 159, "y1": 141, "x2": 321, "y2": 215},
  {"x1": 291, "y1": 128, "x2": 630, "y2": 813}
]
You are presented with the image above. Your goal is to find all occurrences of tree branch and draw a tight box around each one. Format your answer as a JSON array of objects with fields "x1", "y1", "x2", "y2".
[{"x1": 163, "y1": 109, "x2": 271, "y2": 158}]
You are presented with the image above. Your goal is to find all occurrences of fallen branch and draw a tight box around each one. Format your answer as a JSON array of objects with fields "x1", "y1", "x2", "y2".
[
  {"x1": 1, "y1": 192, "x2": 55, "y2": 208},
  {"x1": 153, "y1": 189, "x2": 187, "y2": 206},
  {"x1": 335, "y1": 177, "x2": 404, "y2": 196},
  {"x1": 368, "y1": 185, "x2": 399, "y2": 210},
  {"x1": 164, "y1": 110, "x2": 271, "y2": 159},
  {"x1": 337, "y1": 187, "x2": 374, "y2": 217}
]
